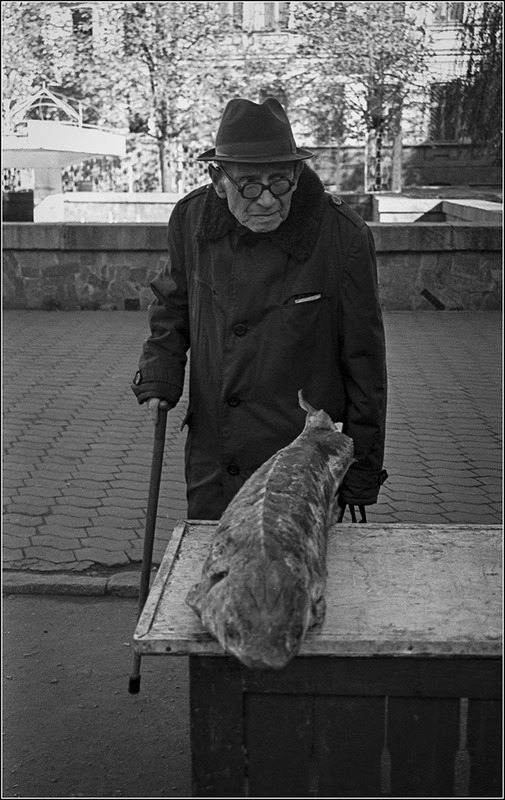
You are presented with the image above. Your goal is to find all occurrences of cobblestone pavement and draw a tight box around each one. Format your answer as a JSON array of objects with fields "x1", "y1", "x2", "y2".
[{"x1": 2, "y1": 310, "x2": 502, "y2": 581}]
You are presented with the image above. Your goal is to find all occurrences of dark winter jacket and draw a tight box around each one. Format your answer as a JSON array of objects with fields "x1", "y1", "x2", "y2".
[{"x1": 132, "y1": 165, "x2": 387, "y2": 520}]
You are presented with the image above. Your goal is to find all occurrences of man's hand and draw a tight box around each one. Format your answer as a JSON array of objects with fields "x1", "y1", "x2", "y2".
[{"x1": 147, "y1": 398, "x2": 161, "y2": 425}]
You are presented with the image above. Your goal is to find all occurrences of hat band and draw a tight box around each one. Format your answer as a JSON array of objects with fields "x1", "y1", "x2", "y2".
[{"x1": 215, "y1": 138, "x2": 297, "y2": 158}]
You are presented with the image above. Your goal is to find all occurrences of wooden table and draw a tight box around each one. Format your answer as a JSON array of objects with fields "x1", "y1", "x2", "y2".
[{"x1": 134, "y1": 521, "x2": 502, "y2": 797}]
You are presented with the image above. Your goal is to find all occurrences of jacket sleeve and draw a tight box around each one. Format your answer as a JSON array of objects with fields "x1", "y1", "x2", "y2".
[
  {"x1": 338, "y1": 224, "x2": 387, "y2": 505},
  {"x1": 131, "y1": 206, "x2": 190, "y2": 406}
]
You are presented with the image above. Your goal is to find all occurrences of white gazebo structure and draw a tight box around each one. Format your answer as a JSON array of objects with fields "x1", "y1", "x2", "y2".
[{"x1": 2, "y1": 86, "x2": 126, "y2": 220}]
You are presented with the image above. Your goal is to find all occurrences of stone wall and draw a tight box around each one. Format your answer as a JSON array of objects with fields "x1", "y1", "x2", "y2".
[{"x1": 2, "y1": 222, "x2": 502, "y2": 312}]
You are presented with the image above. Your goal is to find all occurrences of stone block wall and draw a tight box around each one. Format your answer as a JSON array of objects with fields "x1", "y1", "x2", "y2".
[
  {"x1": 2, "y1": 222, "x2": 502, "y2": 312},
  {"x1": 374, "y1": 224, "x2": 502, "y2": 311}
]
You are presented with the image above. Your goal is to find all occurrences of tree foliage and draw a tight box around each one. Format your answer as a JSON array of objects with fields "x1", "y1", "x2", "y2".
[
  {"x1": 290, "y1": 1, "x2": 432, "y2": 188},
  {"x1": 5, "y1": 1, "x2": 491, "y2": 192},
  {"x1": 458, "y1": 0, "x2": 502, "y2": 158},
  {"x1": 2, "y1": 1, "x2": 246, "y2": 189},
  {"x1": 291, "y1": 2, "x2": 431, "y2": 138}
]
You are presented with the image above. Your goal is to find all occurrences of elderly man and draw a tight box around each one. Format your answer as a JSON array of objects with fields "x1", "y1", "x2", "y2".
[{"x1": 132, "y1": 97, "x2": 387, "y2": 521}]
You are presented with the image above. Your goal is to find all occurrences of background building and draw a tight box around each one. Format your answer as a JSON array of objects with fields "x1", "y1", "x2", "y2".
[{"x1": 2, "y1": 0, "x2": 501, "y2": 219}]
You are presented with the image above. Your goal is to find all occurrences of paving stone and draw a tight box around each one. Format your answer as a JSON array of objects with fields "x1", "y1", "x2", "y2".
[
  {"x1": 73, "y1": 463, "x2": 119, "y2": 476},
  {"x1": 44, "y1": 514, "x2": 95, "y2": 528},
  {"x1": 396, "y1": 511, "x2": 451, "y2": 523},
  {"x1": 109, "y1": 488, "x2": 147, "y2": 501},
  {"x1": 60, "y1": 488, "x2": 108, "y2": 500},
  {"x1": 54, "y1": 496, "x2": 103, "y2": 509},
  {"x1": 27, "y1": 547, "x2": 77, "y2": 563},
  {"x1": 88, "y1": 514, "x2": 140, "y2": 530},
  {"x1": 2, "y1": 477, "x2": 26, "y2": 490},
  {"x1": 17, "y1": 487, "x2": 62, "y2": 500},
  {"x1": 99, "y1": 495, "x2": 145, "y2": 509},
  {"x1": 3, "y1": 513, "x2": 45, "y2": 527},
  {"x1": 6, "y1": 497, "x2": 52, "y2": 514},
  {"x1": 444, "y1": 511, "x2": 502, "y2": 524},
  {"x1": 76, "y1": 548, "x2": 129, "y2": 566},
  {"x1": 441, "y1": 500, "x2": 499, "y2": 512},
  {"x1": 84, "y1": 526, "x2": 139, "y2": 541},
  {"x1": 29, "y1": 533, "x2": 82, "y2": 549},
  {"x1": 84, "y1": 536, "x2": 132, "y2": 551},
  {"x1": 52, "y1": 504, "x2": 99, "y2": 518},
  {"x1": 436, "y1": 490, "x2": 487, "y2": 503},
  {"x1": 3, "y1": 550, "x2": 26, "y2": 563},
  {"x1": 65, "y1": 479, "x2": 113, "y2": 490},
  {"x1": 3, "y1": 533, "x2": 31, "y2": 549},
  {"x1": 112, "y1": 480, "x2": 150, "y2": 490}
]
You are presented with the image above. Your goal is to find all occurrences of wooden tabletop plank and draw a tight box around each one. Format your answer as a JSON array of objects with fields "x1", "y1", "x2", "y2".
[{"x1": 134, "y1": 522, "x2": 502, "y2": 658}]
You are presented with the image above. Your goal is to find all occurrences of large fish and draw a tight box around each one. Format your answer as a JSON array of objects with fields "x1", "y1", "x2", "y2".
[{"x1": 185, "y1": 391, "x2": 354, "y2": 670}]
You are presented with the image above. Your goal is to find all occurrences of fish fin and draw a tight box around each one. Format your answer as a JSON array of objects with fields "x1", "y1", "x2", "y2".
[{"x1": 309, "y1": 595, "x2": 326, "y2": 628}]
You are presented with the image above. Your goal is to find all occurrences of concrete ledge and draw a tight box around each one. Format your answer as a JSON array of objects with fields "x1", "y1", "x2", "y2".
[
  {"x1": 2, "y1": 222, "x2": 168, "y2": 251},
  {"x1": 2, "y1": 570, "x2": 142, "y2": 598},
  {"x1": 3, "y1": 221, "x2": 502, "y2": 252},
  {"x1": 442, "y1": 199, "x2": 503, "y2": 224},
  {"x1": 368, "y1": 223, "x2": 502, "y2": 252}
]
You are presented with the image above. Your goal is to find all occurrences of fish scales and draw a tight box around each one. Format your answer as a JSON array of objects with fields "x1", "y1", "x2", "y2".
[{"x1": 186, "y1": 391, "x2": 354, "y2": 670}]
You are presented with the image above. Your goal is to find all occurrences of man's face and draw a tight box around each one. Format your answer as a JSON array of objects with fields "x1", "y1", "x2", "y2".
[{"x1": 212, "y1": 161, "x2": 302, "y2": 233}]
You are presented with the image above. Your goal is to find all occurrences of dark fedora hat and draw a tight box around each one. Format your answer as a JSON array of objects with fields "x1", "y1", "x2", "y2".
[{"x1": 197, "y1": 97, "x2": 313, "y2": 163}]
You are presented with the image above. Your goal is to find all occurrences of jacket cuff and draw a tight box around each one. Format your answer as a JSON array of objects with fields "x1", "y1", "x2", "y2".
[
  {"x1": 339, "y1": 468, "x2": 388, "y2": 506},
  {"x1": 131, "y1": 371, "x2": 182, "y2": 406}
]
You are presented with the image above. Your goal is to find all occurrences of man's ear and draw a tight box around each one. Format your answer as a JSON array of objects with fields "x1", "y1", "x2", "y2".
[
  {"x1": 293, "y1": 161, "x2": 305, "y2": 184},
  {"x1": 208, "y1": 165, "x2": 227, "y2": 198}
]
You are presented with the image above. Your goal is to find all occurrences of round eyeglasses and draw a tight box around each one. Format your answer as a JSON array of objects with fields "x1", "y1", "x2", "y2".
[{"x1": 215, "y1": 164, "x2": 295, "y2": 199}]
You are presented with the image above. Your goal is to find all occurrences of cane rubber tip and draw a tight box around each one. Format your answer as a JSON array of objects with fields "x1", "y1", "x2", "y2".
[{"x1": 128, "y1": 675, "x2": 141, "y2": 694}]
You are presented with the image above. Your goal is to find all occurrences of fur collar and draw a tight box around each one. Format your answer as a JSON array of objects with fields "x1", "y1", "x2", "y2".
[{"x1": 195, "y1": 164, "x2": 325, "y2": 260}]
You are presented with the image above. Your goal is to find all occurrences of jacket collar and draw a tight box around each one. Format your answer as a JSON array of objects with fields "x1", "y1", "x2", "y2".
[{"x1": 196, "y1": 164, "x2": 325, "y2": 260}]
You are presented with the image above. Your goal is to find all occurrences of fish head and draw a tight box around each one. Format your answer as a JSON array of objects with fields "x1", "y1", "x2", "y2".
[{"x1": 200, "y1": 558, "x2": 313, "y2": 670}]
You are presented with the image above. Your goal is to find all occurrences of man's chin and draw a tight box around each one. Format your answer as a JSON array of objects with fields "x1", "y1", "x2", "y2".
[{"x1": 244, "y1": 214, "x2": 283, "y2": 233}]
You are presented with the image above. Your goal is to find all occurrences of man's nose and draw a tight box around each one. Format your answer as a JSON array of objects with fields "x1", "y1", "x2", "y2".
[{"x1": 254, "y1": 188, "x2": 278, "y2": 208}]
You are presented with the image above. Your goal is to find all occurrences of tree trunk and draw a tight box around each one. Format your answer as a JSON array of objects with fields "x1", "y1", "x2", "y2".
[
  {"x1": 158, "y1": 138, "x2": 170, "y2": 192},
  {"x1": 391, "y1": 103, "x2": 403, "y2": 193},
  {"x1": 373, "y1": 127, "x2": 383, "y2": 192}
]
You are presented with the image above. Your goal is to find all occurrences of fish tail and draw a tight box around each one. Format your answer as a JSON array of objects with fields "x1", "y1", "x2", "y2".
[
  {"x1": 298, "y1": 389, "x2": 344, "y2": 434},
  {"x1": 298, "y1": 389, "x2": 317, "y2": 414}
]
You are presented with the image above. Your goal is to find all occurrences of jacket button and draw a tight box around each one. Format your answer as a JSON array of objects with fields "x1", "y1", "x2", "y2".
[
  {"x1": 227, "y1": 463, "x2": 240, "y2": 476},
  {"x1": 227, "y1": 395, "x2": 240, "y2": 407},
  {"x1": 234, "y1": 324, "x2": 247, "y2": 336}
]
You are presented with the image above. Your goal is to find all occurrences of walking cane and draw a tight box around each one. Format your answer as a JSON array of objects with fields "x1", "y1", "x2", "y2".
[{"x1": 128, "y1": 400, "x2": 170, "y2": 694}]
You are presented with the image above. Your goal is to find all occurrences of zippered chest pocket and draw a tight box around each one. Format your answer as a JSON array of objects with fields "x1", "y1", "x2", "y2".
[
  {"x1": 281, "y1": 291, "x2": 328, "y2": 328},
  {"x1": 283, "y1": 291, "x2": 326, "y2": 308}
]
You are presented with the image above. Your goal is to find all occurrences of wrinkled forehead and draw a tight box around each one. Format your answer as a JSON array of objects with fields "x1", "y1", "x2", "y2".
[{"x1": 224, "y1": 161, "x2": 296, "y2": 181}]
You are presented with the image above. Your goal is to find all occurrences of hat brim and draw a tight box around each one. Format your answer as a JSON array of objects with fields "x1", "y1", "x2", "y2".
[{"x1": 196, "y1": 147, "x2": 313, "y2": 162}]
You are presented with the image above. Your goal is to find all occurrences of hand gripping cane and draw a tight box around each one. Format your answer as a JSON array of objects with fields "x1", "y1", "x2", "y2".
[{"x1": 128, "y1": 400, "x2": 169, "y2": 694}]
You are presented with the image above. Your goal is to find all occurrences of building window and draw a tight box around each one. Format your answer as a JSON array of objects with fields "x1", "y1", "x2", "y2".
[
  {"x1": 233, "y1": 2, "x2": 291, "y2": 31},
  {"x1": 432, "y1": 2, "x2": 465, "y2": 24}
]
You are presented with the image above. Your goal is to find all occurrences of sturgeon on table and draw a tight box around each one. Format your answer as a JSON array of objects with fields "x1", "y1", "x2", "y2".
[{"x1": 185, "y1": 391, "x2": 354, "y2": 670}]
